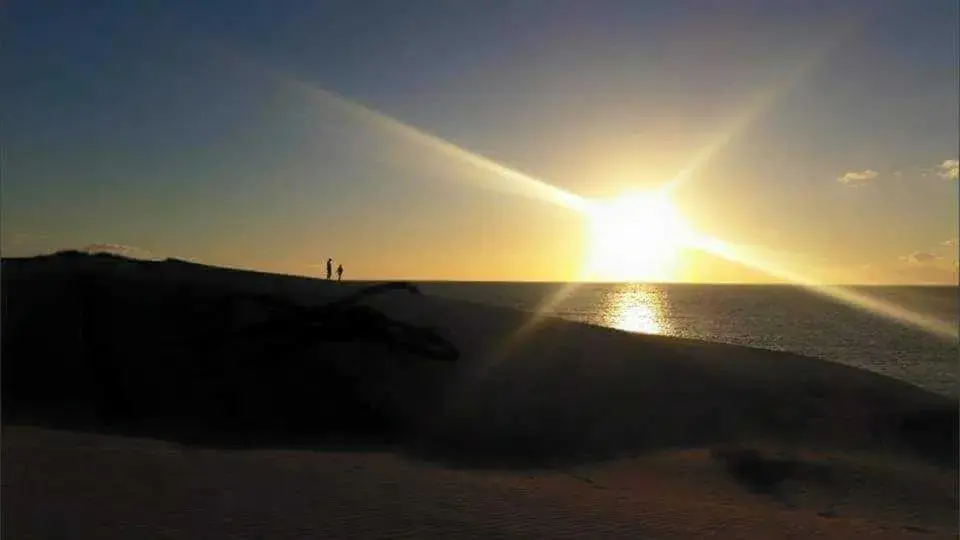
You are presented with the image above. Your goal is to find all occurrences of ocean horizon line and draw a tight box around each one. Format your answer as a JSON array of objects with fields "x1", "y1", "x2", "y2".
[{"x1": 3, "y1": 253, "x2": 955, "y2": 288}]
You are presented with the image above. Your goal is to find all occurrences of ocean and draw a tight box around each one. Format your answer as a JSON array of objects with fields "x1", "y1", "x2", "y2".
[{"x1": 418, "y1": 283, "x2": 959, "y2": 398}]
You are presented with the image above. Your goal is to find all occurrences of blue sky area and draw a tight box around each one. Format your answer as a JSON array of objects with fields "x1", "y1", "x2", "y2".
[{"x1": 4, "y1": 1, "x2": 958, "y2": 282}]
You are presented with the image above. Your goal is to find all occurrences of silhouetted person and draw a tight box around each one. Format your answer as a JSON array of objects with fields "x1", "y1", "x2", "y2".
[
  {"x1": 326, "y1": 258, "x2": 333, "y2": 280},
  {"x1": 337, "y1": 264, "x2": 344, "y2": 282}
]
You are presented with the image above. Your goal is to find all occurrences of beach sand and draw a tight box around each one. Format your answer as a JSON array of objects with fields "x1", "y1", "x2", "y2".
[
  {"x1": 2, "y1": 255, "x2": 957, "y2": 538},
  {"x1": 4, "y1": 426, "x2": 954, "y2": 539}
]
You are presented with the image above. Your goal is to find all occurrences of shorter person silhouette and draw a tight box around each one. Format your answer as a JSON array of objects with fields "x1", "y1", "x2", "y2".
[{"x1": 336, "y1": 264, "x2": 344, "y2": 282}]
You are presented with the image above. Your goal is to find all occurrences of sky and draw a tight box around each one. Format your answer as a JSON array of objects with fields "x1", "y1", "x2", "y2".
[{"x1": 3, "y1": 0, "x2": 958, "y2": 283}]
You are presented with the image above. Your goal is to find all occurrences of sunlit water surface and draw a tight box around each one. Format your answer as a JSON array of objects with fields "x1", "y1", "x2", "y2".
[{"x1": 420, "y1": 282, "x2": 959, "y2": 398}]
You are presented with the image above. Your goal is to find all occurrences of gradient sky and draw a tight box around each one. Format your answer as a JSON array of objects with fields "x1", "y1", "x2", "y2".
[{"x1": 4, "y1": 0, "x2": 958, "y2": 283}]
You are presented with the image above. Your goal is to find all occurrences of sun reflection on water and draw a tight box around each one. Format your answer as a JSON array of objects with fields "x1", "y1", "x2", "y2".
[{"x1": 603, "y1": 284, "x2": 671, "y2": 335}]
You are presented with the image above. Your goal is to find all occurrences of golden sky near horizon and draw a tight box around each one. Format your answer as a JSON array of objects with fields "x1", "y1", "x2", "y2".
[{"x1": 3, "y1": 2, "x2": 958, "y2": 285}]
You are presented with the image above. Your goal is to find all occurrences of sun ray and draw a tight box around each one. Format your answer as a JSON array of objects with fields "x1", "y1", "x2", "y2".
[
  {"x1": 212, "y1": 44, "x2": 588, "y2": 213},
  {"x1": 690, "y1": 235, "x2": 959, "y2": 342},
  {"x1": 476, "y1": 280, "x2": 587, "y2": 376},
  {"x1": 203, "y1": 45, "x2": 603, "y2": 364},
  {"x1": 293, "y1": 84, "x2": 589, "y2": 212},
  {"x1": 663, "y1": 26, "x2": 855, "y2": 194},
  {"x1": 204, "y1": 33, "x2": 955, "y2": 354}
]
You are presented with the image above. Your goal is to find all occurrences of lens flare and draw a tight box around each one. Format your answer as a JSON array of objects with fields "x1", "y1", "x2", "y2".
[
  {"x1": 690, "y1": 236, "x2": 958, "y2": 342},
  {"x1": 206, "y1": 23, "x2": 955, "y2": 357}
]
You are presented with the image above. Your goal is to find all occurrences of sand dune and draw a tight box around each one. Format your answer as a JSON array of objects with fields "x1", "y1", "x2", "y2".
[
  {"x1": 4, "y1": 427, "x2": 954, "y2": 539},
  {"x1": 2, "y1": 252, "x2": 956, "y2": 538}
]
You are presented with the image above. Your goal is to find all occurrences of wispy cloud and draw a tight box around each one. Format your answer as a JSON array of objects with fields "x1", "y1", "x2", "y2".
[
  {"x1": 837, "y1": 169, "x2": 878, "y2": 186},
  {"x1": 943, "y1": 238, "x2": 959, "y2": 248},
  {"x1": 876, "y1": 250, "x2": 957, "y2": 284},
  {"x1": 899, "y1": 251, "x2": 943, "y2": 266},
  {"x1": 937, "y1": 159, "x2": 958, "y2": 180},
  {"x1": 842, "y1": 255, "x2": 957, "y2": 284},
  {"x1": 854, "y1": 161, "x2": 958, "y2": 181},
  {"x1": 82, "y1": 243, "x2": 159, "y2": 260}
]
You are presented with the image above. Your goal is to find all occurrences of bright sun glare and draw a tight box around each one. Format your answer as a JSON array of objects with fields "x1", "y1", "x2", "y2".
[{"x1": 584, "y1": 190, "x2": 694, "y2": 282}]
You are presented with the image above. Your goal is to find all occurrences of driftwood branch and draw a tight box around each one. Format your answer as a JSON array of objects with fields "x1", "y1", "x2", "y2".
[{"x1": 237, "y1": 281, "x2": 459, "y2": 362}]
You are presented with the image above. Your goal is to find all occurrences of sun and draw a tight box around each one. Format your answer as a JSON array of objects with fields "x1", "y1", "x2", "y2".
[{"x1": 582, "y1": 190, "x2": 694, "y2": 282}]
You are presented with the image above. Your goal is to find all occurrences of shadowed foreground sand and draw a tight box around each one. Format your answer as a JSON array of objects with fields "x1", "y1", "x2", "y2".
[
  {"x1": 2, "y1": 253, "x2": 957, "y2": 538},
  {"x1": 3, "y1": 426, "x2": 955, "y2": 539}
]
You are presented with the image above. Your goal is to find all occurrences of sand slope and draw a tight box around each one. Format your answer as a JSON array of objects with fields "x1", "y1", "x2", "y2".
[
  {"x1": 2, "y1": 253, "x2": 957, "y2": 538},
  {"x1": 3, "y1": 426, "x2": 955, "y2": 539}
]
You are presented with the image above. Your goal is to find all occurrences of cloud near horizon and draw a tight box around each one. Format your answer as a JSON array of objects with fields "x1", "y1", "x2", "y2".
[
  {"x1": 840, "y1": 161, "x2": 958, "y2": 183},
  {"x1": 873, "y1": 250, "x2": 957, "y2": 284},
  {"x1": 899, "y1": 251, "x2": 943, "y2": 266},
  {"x1": 837, "y1": 169, "x2": 879, "y2": 185},
  {"x1": 937, "y1": 159, "x2": 958, "y2": 180},
  {"x1": 943, "y1": 238, "x2": 959, "y2": 248},
  {"x1": 81, "y1": 243, "x2": 160, "y2": 260}
]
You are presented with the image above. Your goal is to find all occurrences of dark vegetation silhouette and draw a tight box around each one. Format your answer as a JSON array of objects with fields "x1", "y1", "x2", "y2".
[{"x1": 2, "y1": 251, "x2": 458, "y2": 448}]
